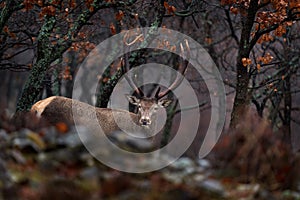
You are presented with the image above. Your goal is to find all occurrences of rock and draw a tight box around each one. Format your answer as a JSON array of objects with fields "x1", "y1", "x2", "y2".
[
  {"x1": 169, "y1": 157, "x2": 196, "y2": 174},
  {"x1": 17, "y1": 128, "x2": 33, "y2": 137},
  {"x1": 0, "y1": 129, "x2": 9, "y2": 141},
  {"x1": 40, "y1": 126, "x2": 58, "y2": 146},
  {"x1": 193, "y1": 174, "x2": 206, "y2": 182},
  {"x1": 197, "y1": 179, "x2": 225, "y2": 196},
  {"x1": 197, "y1": 159, "x2": 211, "y2": 169},
  {"x1": 12, "y1": 138, "x2": 42, "y2": 152},
  {"x1": 37, "y1": 152, "x2": 59, "y2": 172},
  {"x1": 254, "y1": 188, "x2": 276, "y2": 200},
  {"x1": 37, "y1": 147, "x2": 81, "y2": 165},
  {"x1": 0, "y1": 158, "x2": 13, "y2": 187},
  {"x1": 227, "y1": 183, "x2": 260, "y2": 199},
  {"x1": 79, "y1": 152, "x2": 95, "y2": 166},
  {"x1": 10, "y1": 150, "x2": 26, "y2": 164},
  {"x1": 281, "y1": 190, "x2": 300, "y2": 199},
  {"x1": 108, "y1": 130, "x2": 154, "y2": 152},
  {"x1": 56, "y1": 132, "x2": 82, "y2": 148},
  {"x1": 12, "y1": 129, "x2": 46, "y2": 152},
  {"x1": 79, "y1": 166, "x2": 99, "y2": 180},
  {"x1": 162, "y1": 157, "x2": 198, "y2": 184},
  {"x1": 0, "y1": 129, "x2": 10, "y2": 149},
  {"x1": 163, "y1": 171, "x2": 186, "y2": 184},
  {"x1": 51, "y1": 148, "x2": 79, "y2": 163},
  {"x1": 170, "y1": 157, "x2": 194, "y2": 168}
]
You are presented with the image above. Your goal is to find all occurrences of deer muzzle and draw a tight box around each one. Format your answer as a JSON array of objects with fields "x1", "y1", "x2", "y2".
[{"x1": 140, "y1": 117, "x2": 151, "y2": 126}]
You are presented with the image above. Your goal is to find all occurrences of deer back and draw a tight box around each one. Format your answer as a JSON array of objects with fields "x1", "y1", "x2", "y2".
[{"x1": 31, "y1": 96, "x2": 141, "y2": 135}]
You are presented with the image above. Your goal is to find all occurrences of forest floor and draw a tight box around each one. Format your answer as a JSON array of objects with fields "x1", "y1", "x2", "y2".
[{"x1": 0, "y1": 112, "x2": 300, "y2": 200}]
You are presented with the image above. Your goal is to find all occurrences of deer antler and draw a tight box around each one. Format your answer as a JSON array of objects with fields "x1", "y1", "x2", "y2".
[
  {"x1": 122, "y1": 34, "x2": 190, "y2": 100},
  {"x1": 122, "y1": 33, "x2": 144, "y2": 97},
  {"x1": 122, "y1": 51, "x2": 144, "y2": 97},
  {"x1": 156, "y1": 39, "x2": 190, "y2": 99},
  {"x1": 153, "y1": 87, "x2": 161, "y2": 99}
]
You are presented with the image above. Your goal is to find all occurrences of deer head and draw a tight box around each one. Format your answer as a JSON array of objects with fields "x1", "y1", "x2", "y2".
[
  {"x1": 123, "y1": 40, "x2": 190, "y2": 128},
  {"x1": 126, "y1": 94, "x2": 172, "y2": 126}
]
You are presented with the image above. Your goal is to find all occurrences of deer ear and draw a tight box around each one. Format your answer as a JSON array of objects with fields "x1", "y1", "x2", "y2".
[
  {"x1": 125, "y1": 95, "x2": 140, "y2": 105},
  {"x1": 158, "y1": 99, "x2": 172, "y2": 107}
]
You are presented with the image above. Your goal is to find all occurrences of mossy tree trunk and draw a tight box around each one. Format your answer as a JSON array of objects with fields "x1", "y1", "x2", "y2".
[{"x1": 16, "y1": 16, "x2": 56, "y2": 111}]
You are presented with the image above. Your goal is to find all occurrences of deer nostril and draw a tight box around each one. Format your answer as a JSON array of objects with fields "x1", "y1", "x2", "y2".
[{"x1": 140, "y1": 118, "x2": 150, "y2": 126}]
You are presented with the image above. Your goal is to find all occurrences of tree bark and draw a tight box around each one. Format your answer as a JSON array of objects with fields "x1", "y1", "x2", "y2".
[
  {"x1": 16, "y1": 16, "x2": 56, "y2": 111},
  {"x1": 230, "y1": 0, "x2": 259, "y2": 128},
  {"x1": 283, "y1": 72, "x2": 291, "y2": 144}
]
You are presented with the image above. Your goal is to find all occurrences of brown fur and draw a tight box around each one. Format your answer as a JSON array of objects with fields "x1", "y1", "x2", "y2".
[{"x1": 30, "y1": 96, "x2": 153, "y2": 136}]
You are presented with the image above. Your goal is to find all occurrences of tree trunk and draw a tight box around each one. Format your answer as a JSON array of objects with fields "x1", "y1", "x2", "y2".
[
  {"x1": 230, "y1": 57, "x2": 251, "y2": 128},
  {"x1": 229, "y1": 0, "x2": 259, "y2": 128},
  {"x1": 283, "y1": 73, "x2": 291, "y2": 144},
  {"x1": 16, "y1": 58, "x2": 51, "y2": 111},
  {"x1": 16, "y1": 16, "x2": 56, "y2": 112}
]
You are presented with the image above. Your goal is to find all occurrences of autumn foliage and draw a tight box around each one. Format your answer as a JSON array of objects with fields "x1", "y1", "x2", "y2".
[
  {"x1": 212, "y1": 109, "x2": 300, "y2": 190},
  {"x1": 222, "y1": 0, "x2": 300, "y2": 72}
]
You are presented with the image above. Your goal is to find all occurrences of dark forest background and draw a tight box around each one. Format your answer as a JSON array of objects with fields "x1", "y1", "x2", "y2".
[{"x1": 1, "y1": 1, "x2": 300, "y2": 199}]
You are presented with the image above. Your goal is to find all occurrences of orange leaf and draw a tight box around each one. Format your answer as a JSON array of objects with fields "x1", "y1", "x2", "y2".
[
  {"x1": 115, "y1": 10, "x2": 124, "y2": 21},
  {"x1": 164, "y1": 1, "x2": 169, "y2": 9},
  {"x1": 110, "y1": 23, "x2": 116, "y2": 35},
  {"x1": 23, "y1": 0, "x2": 33, "y2": 11},
  {"x1": 37, "y1": 0, "x2": 43, "y2": 6},
  {"x1": 48, "y1": 5, "x2": 56, "y2": 15},
  {"x1": 168, "y1": 5, "x2": 176, "y2": 13},
  {"x1": 164, "y1": 2, "x2": 176, "y2": 14},
  {"x1": 104, "y1": 77, "x2": 110, "y2": 83},
  {"x1": 78, "y1": 32, "x2": 86, "y2": 39},
  {"x1": 70, "y1": 0, "x2": 76, "y2": 8},
  {"x1": 55, "y1": 122, "x2": 69, "y2": 133},
  {"x1": 205, "y1": 37, "x2": 212, "y2": 44},
  {"x1": 286, "y1": 21, "x2": 293, "y2": 26},
  {"x1": 3, "y1": 26, "x2": 16, "y2": 38},
  {"x1": 89, "y1": 6, "x2": 94, "y2": 12},
  {"x1": 0, "y1": 2, "x2": 5, "y2": 9},
  {"x1": 230, "y1": 6, "x2": 238, "y2": 14},
  {"x1": 242, "y1": 58, "x2": 251, "y2": 67},
  {"x1": 3, "y1": 26, "x2": 9, "y2": 34}
]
